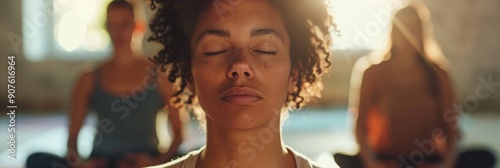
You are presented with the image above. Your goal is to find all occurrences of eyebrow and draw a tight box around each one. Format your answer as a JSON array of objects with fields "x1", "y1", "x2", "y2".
[
  {"x1": 195, "y1": 28, "x2": 284, "y2": 44},
  {"x1": 250, "y1": 28, "x2": 284, "y2": 43},
  {"x1": 196, "y1": 29, "x2": 230, "y2": 44}
]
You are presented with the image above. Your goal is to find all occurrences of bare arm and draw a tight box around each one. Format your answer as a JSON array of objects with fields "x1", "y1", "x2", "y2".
[
  {"x1": 156, "y1": 79, "x2": 184, "y2": 163},
  {"x1": 348, "y1": 56, "x2": 373, "y2": 111},
  {"x1": 438, "y1": 70, "x2": 459, "y2": 167},
  {"x1": 66, "y1": 72, "x2": 93, "y2": 167},
  {"x1": 355, "y1": 67, "x2": 380, "y2": 168}
]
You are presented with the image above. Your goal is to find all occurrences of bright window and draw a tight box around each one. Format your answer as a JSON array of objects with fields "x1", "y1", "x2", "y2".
[
  {"x1": 23, "y1": 0, "x2": 111, "y2": 61},
  {"x1": 326, "y1": 0, "x2": 409, "y2": 50}
]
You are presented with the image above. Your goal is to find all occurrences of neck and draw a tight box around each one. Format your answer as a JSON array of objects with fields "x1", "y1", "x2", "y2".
[
  {"x1": 198, "y1": 117, "x2": 294, "y2": 168},
  {"x1": 390, "y1": 45, "x2": 420, "y2": 64},
  {"x1": 110, "y1": 45, "x2": 138, "y2": 66}
]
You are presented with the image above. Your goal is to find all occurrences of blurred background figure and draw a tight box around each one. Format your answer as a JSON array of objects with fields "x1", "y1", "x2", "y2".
[
  {"x1": 336, "y1": 0, "x2": 494, "y2": 167},
  {"x1": 25, "y1": 1, "x2": 184, "y2": 167}
]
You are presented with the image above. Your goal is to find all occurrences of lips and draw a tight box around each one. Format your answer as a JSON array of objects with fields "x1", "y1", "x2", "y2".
[{"x1": 220, "y1": 87, "x2": 262, "y2": 105}]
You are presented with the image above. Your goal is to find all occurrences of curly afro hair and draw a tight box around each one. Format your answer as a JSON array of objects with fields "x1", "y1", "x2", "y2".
[{"x1": 148, "y1": 0, "x2": 335, "y2": 111}]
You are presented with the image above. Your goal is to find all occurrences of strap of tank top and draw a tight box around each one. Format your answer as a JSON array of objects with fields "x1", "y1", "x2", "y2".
[{"x1": 93, "y1": 68, "x2": 102, "y2": 90}]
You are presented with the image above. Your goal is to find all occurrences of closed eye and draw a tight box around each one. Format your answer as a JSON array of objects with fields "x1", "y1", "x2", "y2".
[
  {"x1": 253, "y1": 50, "x2": 277, "y2": 55},
  {"x1": 204, "y1": 50, "x2": 229, "y2": 56}
]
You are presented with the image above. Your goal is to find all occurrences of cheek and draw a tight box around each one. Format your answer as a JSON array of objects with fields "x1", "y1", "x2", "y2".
[
  {"x1": 191, "y1": 59, "x2": 227, "y2": 115},
  {"x1": 191, "y1": 58, "x2": 225, "y2": 94},
  {"x1": 264, "y1": 60, "x2": 292, "y2": 94},
  {"x1": 193, "y1": 59, "x2": 222, "y2": 78},
  {"x1": 191, "y1": 67, "x2": 212, "y2": 108},
  {"x1": 272, "y1": 65, "x2": 290, "y2": 81}
]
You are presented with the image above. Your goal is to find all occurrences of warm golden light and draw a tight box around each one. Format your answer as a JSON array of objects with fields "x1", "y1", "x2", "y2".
[
  {"x1": 325, "y1": 0, "x2": 410, "y2": 50},
  {"x1": 55, "y1": 0, "x2": 111, "y2": 53},
  {"x1": 56, "y1": 10, "x2": 87, "y2": 52}
]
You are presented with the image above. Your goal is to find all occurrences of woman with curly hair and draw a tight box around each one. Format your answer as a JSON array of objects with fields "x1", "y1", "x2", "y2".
[{"x1": 147, "y1": 0, "x2": 334, "y2": 167}]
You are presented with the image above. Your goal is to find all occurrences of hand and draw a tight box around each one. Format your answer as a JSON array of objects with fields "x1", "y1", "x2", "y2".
[{"x1": 64, "y1": 152, "x2": 84, "y2": 168}]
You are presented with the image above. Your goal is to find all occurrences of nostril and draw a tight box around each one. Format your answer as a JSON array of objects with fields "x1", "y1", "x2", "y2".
[
  {"x1": 244, "y1": 72, "x2": 250, "y2": 77},
  {"x1": 232, "y1": 72, "x2": 238, "y2": 77}
]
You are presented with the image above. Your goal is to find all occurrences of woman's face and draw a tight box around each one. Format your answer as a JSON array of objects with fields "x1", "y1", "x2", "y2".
[
  {"x1": 106, "y1": 7, "x2": 135, "y2": 47},
  {"x1": 189, "y1": 0, "x2": 295, "y2": 130}
]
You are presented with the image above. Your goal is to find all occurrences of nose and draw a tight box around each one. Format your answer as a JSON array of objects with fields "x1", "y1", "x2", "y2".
[{"x1": 227, "y1": 52, "x2": 255, "y2": 80}]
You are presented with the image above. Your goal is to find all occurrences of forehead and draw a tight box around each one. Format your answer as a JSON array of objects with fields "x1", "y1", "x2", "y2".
[{"x1": 195, "y1": 0, "x2": 286, "y2": 33}]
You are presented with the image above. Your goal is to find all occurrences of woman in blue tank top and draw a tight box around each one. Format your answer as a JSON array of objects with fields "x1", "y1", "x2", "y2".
[{"x1": 26, "y1": 1, "x2": 184, "y2": 167}]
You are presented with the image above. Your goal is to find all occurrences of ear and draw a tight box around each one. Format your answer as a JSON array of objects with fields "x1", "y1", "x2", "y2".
[{"x1": 288, "y1": 68, "x2": 299, "y2": 93}]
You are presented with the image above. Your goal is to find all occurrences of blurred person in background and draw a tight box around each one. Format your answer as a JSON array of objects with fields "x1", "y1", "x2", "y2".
[
  {"x1": 337, "y1": 0, "x2": 496, "y2": 167},
  {"x1": 26, "y1": 1, "x2": 184, "y2": 167},
  {"x1": 337, "y1": 1, "x2": 459, "y2": 167}
]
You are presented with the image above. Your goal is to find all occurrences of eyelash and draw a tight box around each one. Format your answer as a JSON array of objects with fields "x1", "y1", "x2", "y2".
[
  {"x1": 203, "y1": 50, "x2": 278, "y2": 56},
  {"x1": 254, "y1": 50, "x2": 278, "y2": 55},
  {"x1": 204, "y1": 50, "x2": 229, "y2": 56}
]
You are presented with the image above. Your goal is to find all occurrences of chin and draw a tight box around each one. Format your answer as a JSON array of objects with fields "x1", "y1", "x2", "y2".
[{"x1": 211, "y1": 110, "x2": 277, "y2": 130}]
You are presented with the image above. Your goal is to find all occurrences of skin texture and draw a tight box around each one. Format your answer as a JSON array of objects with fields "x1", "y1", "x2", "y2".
[
  {"x1": 187, "y1": 1, "x2": 297, "y2": 168},
  {"x1": 146, "y1": 0, "x2": 333, "y2": 167},
  {"x1": 353, "y1": 5, "x2": 458, "y2": 168},
  {"x1": 190, "y1": 0, "x2": 294, "y2": 130},
  {"x1": 66, "y1": 4, "x2": 183, "y2": 168}
]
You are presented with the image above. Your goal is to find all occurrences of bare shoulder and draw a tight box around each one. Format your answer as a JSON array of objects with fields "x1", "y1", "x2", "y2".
[
  {"x1": 79, "y1": 70, "x2": 94, "y2": 81},
  {"x1": 434, "y1": 64, "x2": 451, "y2": 79},
  {"x1": 68, "y1": 69, "x2": 96, "y2": 100},
  {"x1": 138, "y1": 57, "x2": 159, "y2": 76},
  {"x1": 75, "y1": 70, "x2": 94, "y2": 90},
  {"x1": 434, "y1": 64, "x2": 454, "y2": 91},
  {"x1": 137, "y1": 56, "x2": 155, "y2": 66},
  {"x1": 362, "y1": 62, "x2": 385, "y2": 82}
]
